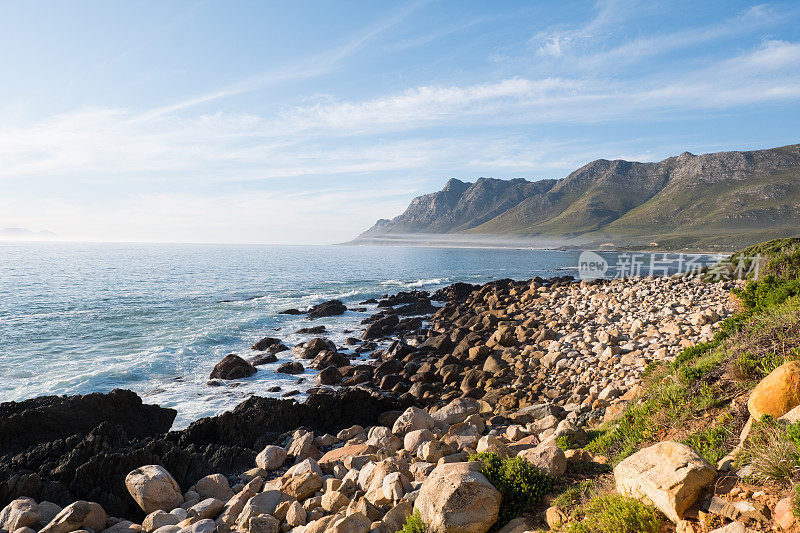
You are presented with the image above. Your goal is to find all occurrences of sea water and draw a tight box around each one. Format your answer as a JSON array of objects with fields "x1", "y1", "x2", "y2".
[{"x1": 0, "y1": 243, "x2": 722, "y2": 428}]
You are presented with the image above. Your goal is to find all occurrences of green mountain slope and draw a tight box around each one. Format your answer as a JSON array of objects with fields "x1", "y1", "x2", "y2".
[{"x1": 355, "y1": 143, "x2": 800, "y2": 250}]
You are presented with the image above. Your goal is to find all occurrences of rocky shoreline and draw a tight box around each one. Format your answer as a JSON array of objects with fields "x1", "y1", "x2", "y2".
[{"x1": 0, "y1": 274, "x2": 738, "y2": 533}]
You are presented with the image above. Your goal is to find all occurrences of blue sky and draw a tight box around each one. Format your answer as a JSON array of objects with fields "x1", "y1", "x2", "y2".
[{"x1": 1, "y1": 0, "x2": 799, "y2": 244}]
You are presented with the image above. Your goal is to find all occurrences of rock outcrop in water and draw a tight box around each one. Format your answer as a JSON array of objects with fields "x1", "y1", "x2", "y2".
[{"x1": 0, "y1": 389, "x2": 176, "y2": 455}]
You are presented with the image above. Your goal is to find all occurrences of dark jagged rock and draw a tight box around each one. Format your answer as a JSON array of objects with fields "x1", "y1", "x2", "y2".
[
  {"x1": 362, "y1": 314, "x2": 399, "y2": 340},
  {"x1": 296, "y1": 326, "x2": 326, "y2": 334},
  {"x1": 393, "y1": 299, "x2": 437, "y2": 316},
  {"x1": 307, "y1": 300, "x2": 347, "y2": 319},
  {"x1": 249, "y1": 353, "x2": 278, "y2": 366},
  {"x1": 251, "y1": 337, "x2": 282, "y2": 351},
  {"x1": 316, "y1": 366, "x2": 342, "y2": 385},
  {"x1": 378, "y1": 291, "x2": 430, "y2": 307},
  {"x1": 432, "y1": 282, "x2": 479, "y2": 303},
  {"x1": 310, "y1": 351, "x2": 349, "y2": 370},
  {"x1": 209, "y1": 354, "x2": 257, "y2": 380},
  {"x1": 276, "y1": 362, "x2": 304, "y2": 374},
  {"x1": 178, "y1": 389, "x2": 406, "y2": 451},
  {"x1": 0, "y1": 389, "x2": 176, "y2": 455},
  {"x1": 280, "y1": 308, "x2": 303, "y2": 315}
]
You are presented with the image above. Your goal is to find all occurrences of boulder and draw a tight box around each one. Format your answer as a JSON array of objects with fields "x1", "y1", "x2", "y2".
[
  {"x1": 38, "y1": 503, "x2": 62, "y2": 527},
  {"x1": 0, "y1": 498, "x2": 40, "y2": 532},
  {"x1": 476, "y1": 436, "x2": 512, "y2": 458},
  {"x1": 187, "y1": 498, "x2": 224, "y2": 520},
  {"x1": 748, "y1": 361, "x2": 800, "y2": 419},
  {"x1": 392, "y1": 407, "x2": 434, "y2": 437},
  {"x1": 431, "y1": 398, "x2": 480, "y2": 426},
  {"x1": 102, "y1": 519, "x2": 143, "y2": 533},
  {"x1": 366, "y1": 426, "x2": 403, "y2": 453},
  {"x1": 379, "y1": 502, "x2": 413, "y2": 533},
  {"x1": 209, "y1": 354, "x2": 257, "y2": 380},
  {"x1": 308, "y1": 300, "x2": 347, "y2": 319},
  {"x1": 39, "y1": 501, "x2": 107, "y2": 533},
  {"x1": 194, "y1": 474, "x2": 233, "y2": 502},
  {"x1": 285, "y1": 501, "x2": 306, "y2": 527},
  {"x1": 404, "y1": 429, "x2": 434, "y2": 453},
  {"x1": 217, "y1": 476, "x2": 262, "y2": 527},
  {"x1": 142, "y1": 511, "x2": 181, "y2": 533},
  {"x1": 311, "y1": 351, "x2": 350, "y2": 369},
  {"x1": 125, "y1": 465, "x2": 184, "y2": 514},
  {"x1": 246, "y1": 514, "x2": 279, "y2": 533},
  {"x1": 276, "y1": 361, "x2": 304, "y2": 374},
  {"x1": 255, "y1": 445, "x2": 287, "y2": 471},
  {"x1": 235, "y1": 491, "x2": 282, "y2": 530},
  {"x1": 286, "y1": 431, "x2": 321, "y2": 462},
  {"x1": 328, "y1": 512, "x2": 371, "y2": 533},
  {"x1": 188, "y1": 519, "x2": 215, "y2": 533},
  {"x1": 281, "y1": 473, "x2": 323, "y2": 500},
  {"x1": 774, "y1": 497, "x2": 796, "y2": 530},
  {"x1": 251, "y1": 337, "x2": 283, "y2": 351},
  {"x1": 614, "y1": 441, "x2": 716, "y2": 523},
  {"x1": 518, "y1": 444, "x2": 566, "y2": 477},
  {"x1": 414, "y1": 462, "x2": 501, "y2": 533},
  {"x1": 317, "y1": 366, "x2": 343, "y2": 385}
]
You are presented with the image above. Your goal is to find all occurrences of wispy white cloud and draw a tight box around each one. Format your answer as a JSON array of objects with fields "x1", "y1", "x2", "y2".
[
  {"x1": 533, "y1": 0, "x2": 636, "y2": 57},
  {"x1": 2, "y1": 40, "x2": 799, "y2": 185},
  {"x1": 138, "y1": 0, "x2": 429, "y2": 119}
]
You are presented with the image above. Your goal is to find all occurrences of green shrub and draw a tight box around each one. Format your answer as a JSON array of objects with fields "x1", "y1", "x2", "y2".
[
  {"x1": 735, "y1": 351, "x2": 785, "y2": 380},
  {"x1": 556, "y1": 435, "x2": 578, "y2": 450},
  {"x1": 736, "y1": 417, "x2": 800, "y2": 484},
  {"x1": 793, "y1": 484, "x2": 800, "y2": 519},
  {"x1": 553, "y1": 480, "x2": 597, "y2": 511},
  {"x1": 565, "y1": 494, "x2": 663, "y2": 533},
  {"x1": 734, "y1": 276, "x2": 800, "y2": 312},
  {"x1": 469, "y1": 452, "x2": 553, "y2": 529},
  {"x1": 398, "y1": 510, "x2": 426, "y2": 533},
  {"x1": 681, "y1": 416, "x2": 733, "y2": 464}
]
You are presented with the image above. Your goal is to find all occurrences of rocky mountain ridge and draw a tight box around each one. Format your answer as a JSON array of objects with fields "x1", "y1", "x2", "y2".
[{"x1": 355, "y1": 143, "x2": 800, "y2": 250}]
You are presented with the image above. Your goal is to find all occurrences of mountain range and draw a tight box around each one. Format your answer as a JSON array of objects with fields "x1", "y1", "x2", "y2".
[
  {"x1": 0, "y1": 228, "x2": 58, "y2": 241},
  {"x1": 353, "y1": 143, "x2": 800, "y2": 251}
]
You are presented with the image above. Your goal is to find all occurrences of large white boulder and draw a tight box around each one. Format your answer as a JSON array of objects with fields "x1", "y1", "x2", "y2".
[
  {"x1": 194, "y1": 474, "x2": 234, "y2": 502},
  {"x1": 517, "y1": 443, "x2": 567, "y2": 477},
  {"x1": 431, "y1": 398, "x2": 480, "y2": 426},
  {"x1": 414, "y1": 462, "x2": 501, "y2": 533},
  {"x1": 125, "y1": 465, "x2": 184, "y2": 514},
  {"x1": 614, "y1": 441, "x2": 716, "y2": 523},
  {"x1": 40, "y1": 501, "x2": 107, "y2": 533},
  {"x1": 0, "y1": 497, "x2": 40, "y2": 532},
  {"x1": 255, "y1": 445, "x2": 287, "y2": 471},
  {"x1": 392, "y1": 407, "x2": 435, "y2": 437}
]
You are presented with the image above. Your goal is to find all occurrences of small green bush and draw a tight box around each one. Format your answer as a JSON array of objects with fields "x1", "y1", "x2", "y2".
[
  {"x1": 553, "y1": 480, "x2": 597, "y2": 511},
  {"x1": 566, "y1": 494, "x2": 663, "y2": 533},
  {"x1": 681, "y1": 416, "x2": 732, "y2": 464},
  {"x1": 793, "y1": 484, "x2": 800, "y2": 519},
  {"x1": 556, "y1": 435, "x2": 578, "y2": 450},
  {"x1": 398, "y1": 510, "x2": 426, "y2": 533},
  {"x1": 736, "y1": 417, "x2": 800, "y2": 484},
  {"x1": 469, "y1": 452, "x2": 553, "y2": 529}
]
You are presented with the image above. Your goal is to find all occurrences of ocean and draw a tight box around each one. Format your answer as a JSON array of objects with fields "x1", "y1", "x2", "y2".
[{"x1": 0, "y1": 243, "x2": 723, "y2": 428}]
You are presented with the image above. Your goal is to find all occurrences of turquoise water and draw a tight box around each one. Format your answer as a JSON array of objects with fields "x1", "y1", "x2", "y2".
[{"x1": 0, "y1": 243, "x2": 720, "y2": 427}]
